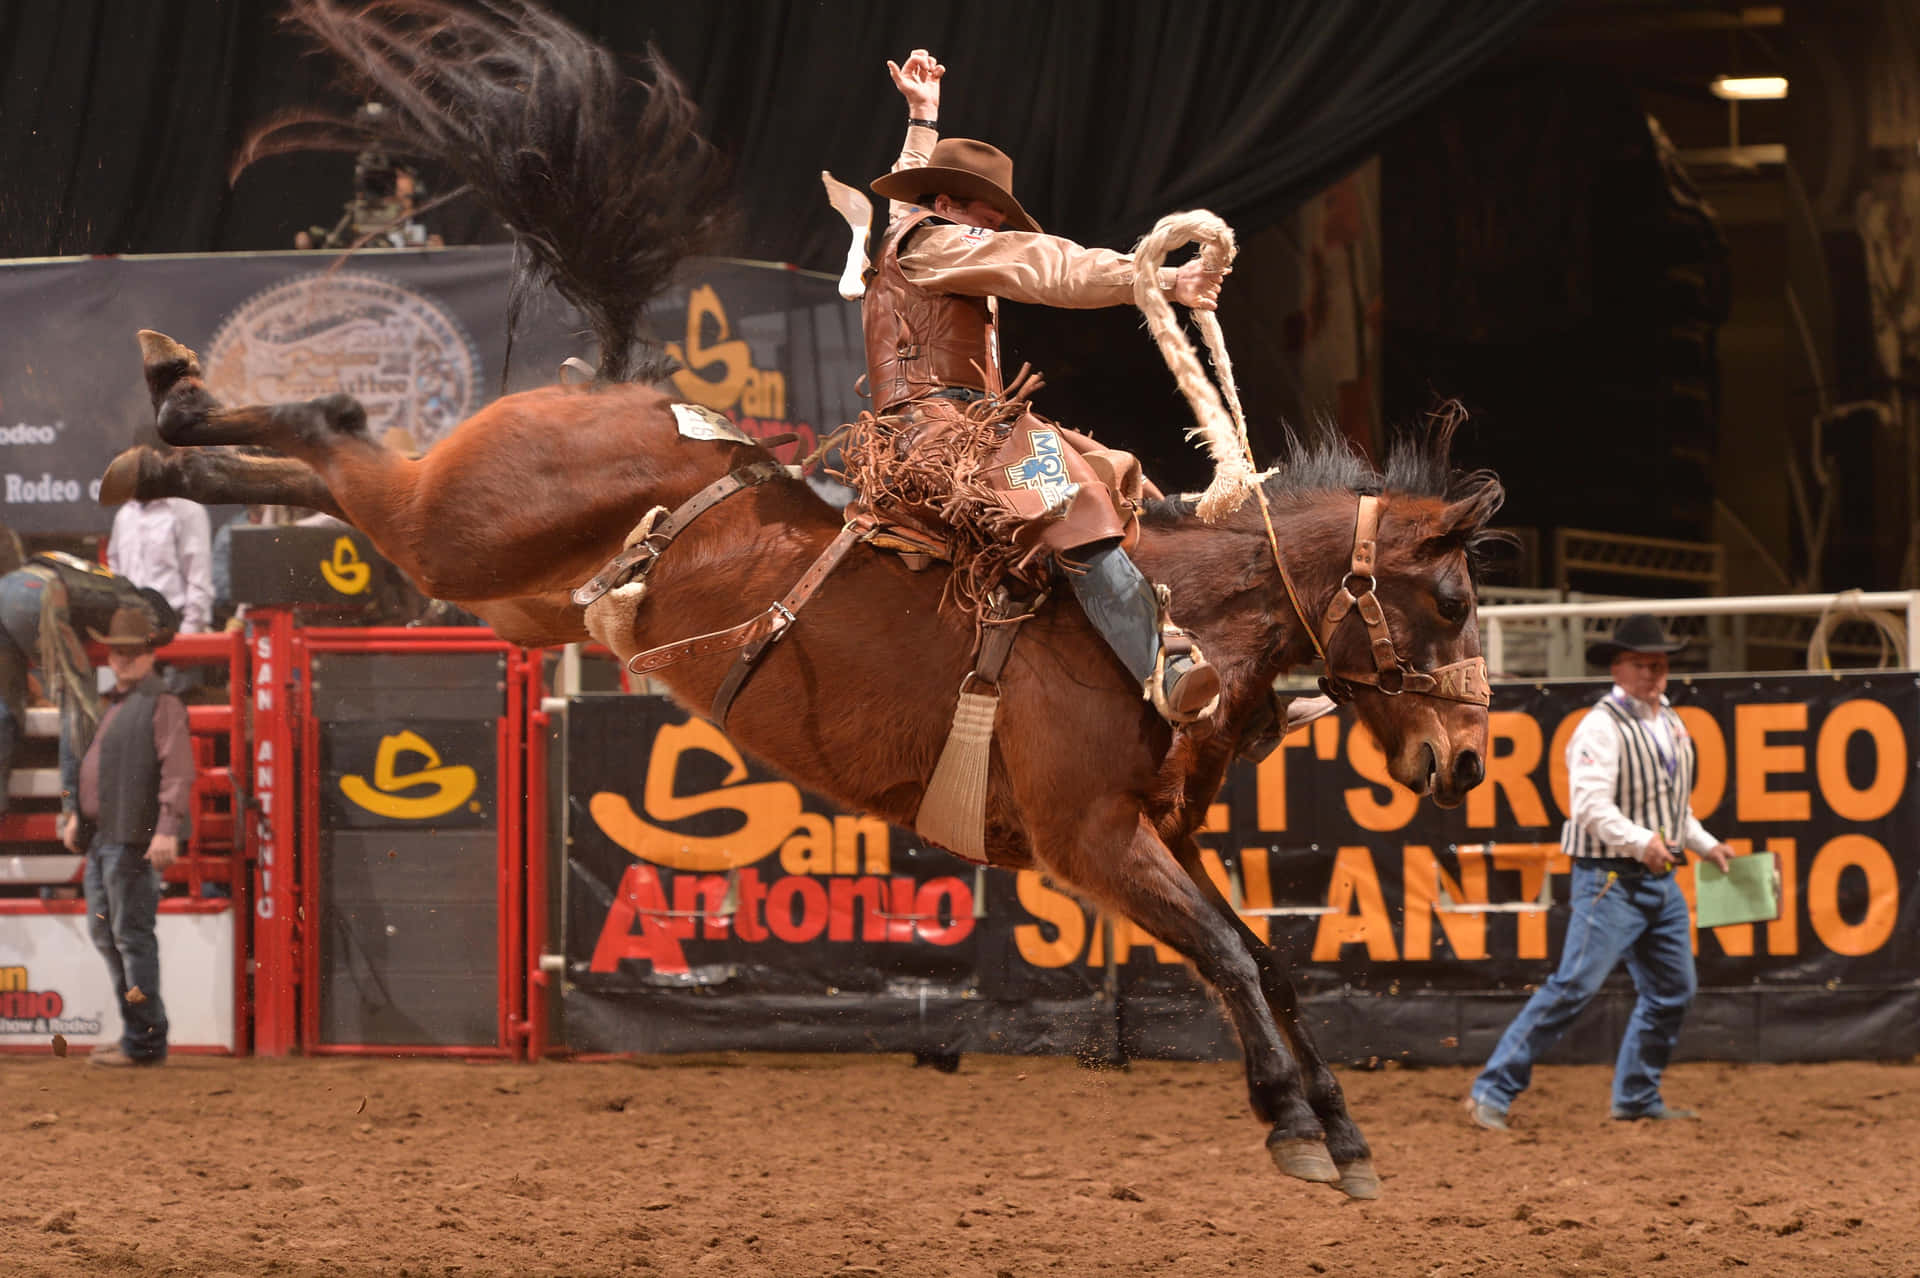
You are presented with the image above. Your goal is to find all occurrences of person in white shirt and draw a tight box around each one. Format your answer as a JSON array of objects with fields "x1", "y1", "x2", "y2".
[
  {"x1": 108, "y1": 498, "x2": 213, "y2": 635},
  {"x1": 1467, "y1": 614, "x2": 1732, "y2": 1130}
]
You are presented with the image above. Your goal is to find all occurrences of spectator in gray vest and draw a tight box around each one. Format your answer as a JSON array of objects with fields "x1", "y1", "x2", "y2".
[
  {"x1": 58, "y1": 605, "x2": 193, "y2": 1067},
  {"x1": 1467, "y1": 614, "x2": 1732, "y2": 1130}
]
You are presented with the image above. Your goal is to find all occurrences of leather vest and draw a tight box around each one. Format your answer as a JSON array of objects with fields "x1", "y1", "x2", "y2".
[
  {"x1": 92, "y1": 676, "x2": 166, "y2": 846},
  {"x1": 862, "y1": 209, "x2": 1000, "y2": 414}
]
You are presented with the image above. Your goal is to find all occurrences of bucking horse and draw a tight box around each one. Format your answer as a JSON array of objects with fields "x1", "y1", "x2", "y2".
[{"x1": 104, "y1": 0, "x2": 1505, "y2": 1198}]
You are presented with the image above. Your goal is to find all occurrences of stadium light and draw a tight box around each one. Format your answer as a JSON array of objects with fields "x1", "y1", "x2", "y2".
[{"x1": 1710, "y1": 76, "x2": 1788, "y2": 100}]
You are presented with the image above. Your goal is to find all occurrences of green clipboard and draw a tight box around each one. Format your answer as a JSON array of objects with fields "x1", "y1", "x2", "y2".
[{"x1": 1693, "y1": 851, "x2": 1782, "y2": 928}]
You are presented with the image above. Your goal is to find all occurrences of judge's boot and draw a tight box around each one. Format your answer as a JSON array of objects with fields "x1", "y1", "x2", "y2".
[{"x1": 1064, "y1": 541, "x2": 1220, "y2": 724}]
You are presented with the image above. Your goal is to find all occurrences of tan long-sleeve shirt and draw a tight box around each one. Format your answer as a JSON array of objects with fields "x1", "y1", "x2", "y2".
[{"x1": 888, "y1": 124, "x2": 1175, "y2": 308}]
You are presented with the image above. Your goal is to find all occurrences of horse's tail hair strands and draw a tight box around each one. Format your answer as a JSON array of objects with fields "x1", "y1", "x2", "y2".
[{"x1": 242, "y1": 0, "x2": 736, "y2": 385}]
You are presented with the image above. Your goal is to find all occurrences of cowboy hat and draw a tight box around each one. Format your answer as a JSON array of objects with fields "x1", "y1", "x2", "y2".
[
  {"x1": 88, "y1": 603, "x2": 165, "y2": 651},
  {"x1": 870, "y1": 138, "x2": 1041, "y2": 233},
  {"x1": 1586, "y1": 614, "x2": 1686, "y2": 667}
]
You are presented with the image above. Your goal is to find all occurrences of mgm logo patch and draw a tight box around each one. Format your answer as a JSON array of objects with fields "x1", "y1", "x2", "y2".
[
  {"x1": 204, "y1": 271, "x2": 481, "y2": 449},
  {"x1": 1004, "y1": 427, "x2": 1077, "y2": 510}
]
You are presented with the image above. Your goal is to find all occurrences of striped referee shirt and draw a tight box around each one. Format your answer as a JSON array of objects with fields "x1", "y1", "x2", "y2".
[{"x1": 1562, "y1": 685, "x2": 1719, "y2": 860}]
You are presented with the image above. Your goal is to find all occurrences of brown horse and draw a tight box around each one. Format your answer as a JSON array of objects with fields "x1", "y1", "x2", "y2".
[{"x1": 104, "y1": 0, "x2": 1506, "y2": 1197}]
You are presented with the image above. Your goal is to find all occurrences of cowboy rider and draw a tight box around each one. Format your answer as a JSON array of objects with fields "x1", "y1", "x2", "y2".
[{"x1": 862, "y1": 48, "x2": 1226, "y2": 723}]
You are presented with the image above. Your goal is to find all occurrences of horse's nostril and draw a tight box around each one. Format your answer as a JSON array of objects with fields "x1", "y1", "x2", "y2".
[{"x1": 1454, "y1": 748, "x2": 1485, "y2": 790}]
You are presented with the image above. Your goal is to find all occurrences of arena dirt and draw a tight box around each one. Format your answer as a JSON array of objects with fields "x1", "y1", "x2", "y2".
[{"x1": 4, "y1": 1053, "x2": 1914, "y2": 1277}]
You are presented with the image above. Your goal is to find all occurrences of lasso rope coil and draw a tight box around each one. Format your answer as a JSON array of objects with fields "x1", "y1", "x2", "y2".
[{"x1": 1132, "y1": 210, "x2": 1256, "y2": 523}]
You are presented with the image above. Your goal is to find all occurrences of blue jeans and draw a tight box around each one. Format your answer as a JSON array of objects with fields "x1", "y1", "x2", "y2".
[
  {"x1": 83, "y1": 840, "x2": 169, "y2": 1062},
  {"x1": 1472, "y1": 860, "x2": 1696, "y2": 1116}
]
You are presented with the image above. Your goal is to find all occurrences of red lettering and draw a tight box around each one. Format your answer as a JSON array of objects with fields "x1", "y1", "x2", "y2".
[
  {"x1": 765, "y1": 875, "x2": 828, "y2": 942},
  {"x1": 733, "y1": 869, "x2": 769, "y2": 941},
  {"x1": 672, "y1": 873, "x2": 734, "y2": 940},
  {"x1": 589, "y1": 864, "x2": 691, "y2": 975},
  {"x1": 828, "y1": 877, "x2": 887, "y2": 942},
  {"x1": 914, "y1": 877, "x2": 975, "y2": 945}
]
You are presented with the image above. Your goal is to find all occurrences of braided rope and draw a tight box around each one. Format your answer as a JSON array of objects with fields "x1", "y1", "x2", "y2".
[{"x1": 1131, "y1": 209, "x2": 1255, "y2": 523}]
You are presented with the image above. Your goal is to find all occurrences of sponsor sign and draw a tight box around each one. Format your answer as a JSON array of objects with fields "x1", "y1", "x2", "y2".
[
  {"x1": 0, "y1": 904, "x2": 237, "y2": 1051},
  {"x1": 0, "y1": 248, "x2": 863, "y2": 532},
  {"x1": 323, "y1": 721, "x2": 495, "y2": 828},
  {"x1": 562, "y1": 675, "x2": 1920, "y2": 1062}
]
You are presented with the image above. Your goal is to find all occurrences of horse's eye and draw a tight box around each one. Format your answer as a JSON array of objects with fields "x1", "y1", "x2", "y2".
[{"x1": 1436, "y1": 592, "x2": 1469, "y2": 624}]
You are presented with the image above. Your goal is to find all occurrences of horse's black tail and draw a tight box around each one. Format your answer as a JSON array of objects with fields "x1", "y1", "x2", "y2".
[{"x1": 239, "y1": 0, "x2": 734, "y2": 383}]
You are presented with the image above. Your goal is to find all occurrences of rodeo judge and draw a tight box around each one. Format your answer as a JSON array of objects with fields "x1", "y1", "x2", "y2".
[
  {"x1": 852, "y1": 48, "x2": 1227, "y2": 724},
  {"x1": 1467, "y1": 615, "x2": 1732, "y2": 1130}
]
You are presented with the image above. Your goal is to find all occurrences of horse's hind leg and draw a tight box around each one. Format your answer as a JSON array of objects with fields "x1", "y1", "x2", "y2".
[
  {"x1": 1171, "y1": 834, "x2": 1378, "y2": 1199},
  {"x1": 1040, "y1": 801, "x2": 1335, "y2": 1185},
  {"x1": 139, "y1": 330, "x2": 371, "y2": 454},
  {"x1": 99, "y1": 445, "x2": 347, "y2": 519},
  {"x1": 135, "y1": 330, "x2": 438, "y2": 579}
]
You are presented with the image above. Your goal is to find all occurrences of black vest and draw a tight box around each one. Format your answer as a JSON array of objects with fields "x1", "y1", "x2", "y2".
[{"x1": 93, "y1": 675, "x2": 168, "y2": 845}]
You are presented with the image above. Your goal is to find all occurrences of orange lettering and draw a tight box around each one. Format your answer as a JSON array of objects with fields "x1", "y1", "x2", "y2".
[
  {"x1": 1493, "y1": 843, "x2": 1569, "y2": 960},
  {"x1": 1546, "y1": 710, "x2": 1584, "y2": 819},
  {"x1": 1234, "y1": 848, "x2": 1275, "y2": 944},
  {"x1": 1344, "y1": 727, "x2": 1419, "y2": 832},
  {"x1": 1311, "y1": 847, "x2": 1398, "y2": 961},
  {"x1": 1815, "y1": 699, "x2": 1906, "y2": 822},
  {"x1": 1401, "y1": 845, "x2": 1488, "y2": 961},
  {"x1": 1735, "y1": 703, "x2": 1810, "y2": 822},
  {"x1": 1766, "y1": 837, "x2": 1798, "y2": 956},
  {"x1": 1013, "y1": 872, "x2": 1087, "y2": 968},
  {"x1": 1467, "y1": 711, "x2": 1548, "y2": 829},
  {"x1": 1255, "y1": 727, "x2": 1312, "y2": 831},
  {"x1": 1806, "y1": 834, "x2": 1898, "y2": 956}
]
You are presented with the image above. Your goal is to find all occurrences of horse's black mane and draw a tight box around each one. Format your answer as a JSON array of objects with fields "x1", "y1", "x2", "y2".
[{"x1": 1140, "y1": 408, "x2": 1509, "y2": 573}]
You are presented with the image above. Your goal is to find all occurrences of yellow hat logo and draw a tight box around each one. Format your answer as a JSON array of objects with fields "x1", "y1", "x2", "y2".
[
  {"x1": 320, "y1": 536, "x2": 372, "y2": 595},
  {"x1": 339, "y1": 730, "x2": 477, "y2": 820}
]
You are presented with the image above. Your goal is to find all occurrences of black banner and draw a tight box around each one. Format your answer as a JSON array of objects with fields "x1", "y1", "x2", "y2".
[
  {"x1": 0, "y1": 248, "x2": 862, "y2": 533},
  {"x1": 563, "y1": 674, "x2": 1920, "y2": 1063}
]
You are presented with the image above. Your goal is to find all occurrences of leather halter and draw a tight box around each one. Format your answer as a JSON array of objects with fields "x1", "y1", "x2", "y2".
[{"x1": 1264, "y1": 492, "x2": 1490, "y2": 708}]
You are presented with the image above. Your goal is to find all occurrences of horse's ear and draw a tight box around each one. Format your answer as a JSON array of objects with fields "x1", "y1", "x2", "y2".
[{"x1": 1420, "y1": 475, "x2": 1504, "y2": 553}]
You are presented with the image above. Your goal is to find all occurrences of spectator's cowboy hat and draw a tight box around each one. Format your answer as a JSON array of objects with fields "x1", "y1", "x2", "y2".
[
  {"x1": 870, "y1": 138, "x2": 1041, "y2": 233},
  {"x1": 1586, "y1": 613, "x2": 1686, "y2": 667},
  {"x1": 88, "y1": 604, "x2": 165, "y2": 652}
]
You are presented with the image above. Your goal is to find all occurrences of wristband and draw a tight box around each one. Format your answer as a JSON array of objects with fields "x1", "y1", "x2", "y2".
[{"x1": 908, "y1": 116, "x2": 938, "y2": 130}]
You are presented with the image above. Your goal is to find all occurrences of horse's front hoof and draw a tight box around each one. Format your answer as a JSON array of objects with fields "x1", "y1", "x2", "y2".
[
  {"x1": 1266, "y1": 1133, "x2": 1339, "y2": 1183},
  {"x1": 1333, "y1": 1158, "x2": 1381, "y2": 1200},
  {"x1": 98, "y1": 447, "x2": 152, "y2": 506}
]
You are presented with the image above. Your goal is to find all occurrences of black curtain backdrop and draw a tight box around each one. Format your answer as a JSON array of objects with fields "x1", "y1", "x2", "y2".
[{"x1": 1, "y1": 0, "x2": 1561, "y2": 269}]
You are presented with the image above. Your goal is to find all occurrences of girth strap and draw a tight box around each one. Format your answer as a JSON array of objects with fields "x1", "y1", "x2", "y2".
[
  {"x1": 622, "y1": 517, "x2": 876, "y2": 727},
  {"x1": 573, "y1": 459, "x2": 788, "y2": 606}
]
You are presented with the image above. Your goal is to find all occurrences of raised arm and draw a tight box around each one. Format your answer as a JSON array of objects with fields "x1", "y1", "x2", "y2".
[{"x1": 884, "y1": 48, "x2": 944, "y2": 223}]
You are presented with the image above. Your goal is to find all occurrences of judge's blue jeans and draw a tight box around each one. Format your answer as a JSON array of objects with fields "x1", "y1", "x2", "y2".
[
  {"x1": 1472, "y1": 860, "x2": 1696, "y2": 1117},
  {"x1": 83, "y1": 839, "x2": 170, "y2": 1062}
]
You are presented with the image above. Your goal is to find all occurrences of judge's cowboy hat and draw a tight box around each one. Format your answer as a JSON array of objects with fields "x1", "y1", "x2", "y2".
[
  {"x1": 88, "y1": 604, "x2": 167, "y2": 652},
  {"x1": 869, "y1": 138, "x2": 1042, "y2": 234},
  {"x1": 1586, "y1": 613, "x2": 1686, "y2": 667}
]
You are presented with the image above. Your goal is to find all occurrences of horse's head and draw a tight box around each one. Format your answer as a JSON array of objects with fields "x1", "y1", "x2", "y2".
[{"x1": 1325, "y1": 480, "x2": 1501, "y2": 808}]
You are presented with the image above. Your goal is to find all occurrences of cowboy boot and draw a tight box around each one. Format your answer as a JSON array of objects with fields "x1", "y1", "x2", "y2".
[{"x1": 1064, "y1": 542, "x2": 1220, "y2": 724}]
